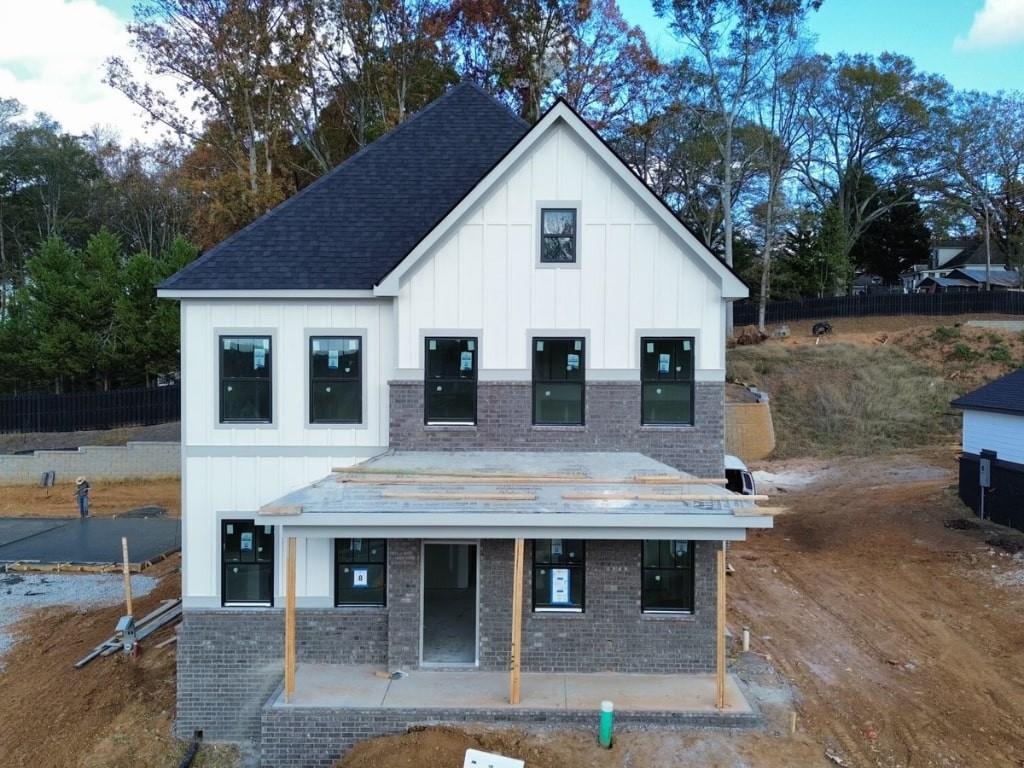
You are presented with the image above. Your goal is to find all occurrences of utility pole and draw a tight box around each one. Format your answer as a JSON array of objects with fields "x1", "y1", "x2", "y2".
[{"x1": 984, "y1": 201, "x2": 992, "y2": 292}]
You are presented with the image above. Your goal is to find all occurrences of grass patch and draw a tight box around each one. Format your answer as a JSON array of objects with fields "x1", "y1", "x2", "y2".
[
  {"x1": 932, "y1": 325, "x2": 961, "y2": 342},
  {"x1": 727, "y1": 343, "x2": 958, "y2": 459},
  {"x1": 949, "y1": 343, "x2": 982, "y2": 363},
  {"x1": 988, "y1": 344, "x2": 1014, "y2": 364}
]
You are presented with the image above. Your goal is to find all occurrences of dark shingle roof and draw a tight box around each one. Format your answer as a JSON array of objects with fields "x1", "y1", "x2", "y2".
[
  {"x1": 943, "y1": 238, "x2": 1009, "y2": 269},
  {"x1": 162, "y1": 83, "x2": 529, "y2": 291},
  {"x1": 951, "y1": 367, "x2": 1024, "y2": 416}
]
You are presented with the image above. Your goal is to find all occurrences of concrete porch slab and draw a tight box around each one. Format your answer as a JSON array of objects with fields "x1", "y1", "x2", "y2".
[{"x1": 274, "y1": 664, "x2": 752, "y2": 715}]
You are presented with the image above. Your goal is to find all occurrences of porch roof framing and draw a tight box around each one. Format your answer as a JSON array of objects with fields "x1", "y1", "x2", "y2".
[{"x1": 256, "y1": 451, "x2": 777, "y2": 539}]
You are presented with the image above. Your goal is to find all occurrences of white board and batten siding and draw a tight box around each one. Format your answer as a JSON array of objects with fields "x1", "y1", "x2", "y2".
[
  {"x1": 395, "y1": 122, "x2": 727, "y2": 377},
  {"x1": 179, "y1": 299, "x2": 394, "y2": 605},
  {"x1": 963, "y1": 410, "x2": 1024, "y2": 465}
]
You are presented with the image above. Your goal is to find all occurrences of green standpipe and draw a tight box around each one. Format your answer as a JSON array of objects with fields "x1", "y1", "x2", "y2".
[{"x1": 599, "y1": 700, "x2": 614, "y2": 748}]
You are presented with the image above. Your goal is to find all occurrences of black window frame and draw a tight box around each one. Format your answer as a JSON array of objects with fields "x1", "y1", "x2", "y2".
[
  {"x1": 540, "y1": 208, "x2": 578, "y2": 264},
  {"x1": 219, "y1": 335, "x2": 273, "y2": 424},
  {"x1": 641, "y1": 540, "x2": 695, "y2": 614},
  {"x1": 309, "y1": 336, "x2": 362, "y2": 425},
  {"x1": 532, "y1": 539, "x2": 586, "y2": 612},
  {"x1": 532, "y1": 337, "x2": 585, "y2": 426},
  {"x1": 423, "y1": 336, "x2": 478, "y2": 425},
  {"x1": 221, "y1": 519, "x2": 275, "y2": 607},
  {"x1": 640, "y1": 336, "x2": 695, "y2": 426},
  {"x1": 334, "y1": 538, "x2": 387, "y2": 608}
]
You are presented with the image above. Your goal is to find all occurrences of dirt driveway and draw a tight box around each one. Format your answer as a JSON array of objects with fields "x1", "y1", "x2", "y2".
[{"x1": 732, "y1": 451, "x2": 1024, "y2": 767}]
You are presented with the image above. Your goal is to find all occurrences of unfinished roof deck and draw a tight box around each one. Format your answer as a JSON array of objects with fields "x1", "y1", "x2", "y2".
[{"x1": 256, "y1": 451, "x2": 775, "y2": 540}]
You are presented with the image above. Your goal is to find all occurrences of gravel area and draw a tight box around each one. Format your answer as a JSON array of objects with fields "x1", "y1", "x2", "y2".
[{"x1": 0, "y1": 572, "x2": 157, "y2": 665}]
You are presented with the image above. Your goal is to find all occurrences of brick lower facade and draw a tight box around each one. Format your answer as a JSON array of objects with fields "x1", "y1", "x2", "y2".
[
  {"x1": 260, "y1": 702, "x2": 758, "y2": 768},
  {"x1": 389, "y1": 381, "x2": 725, "y2": 477},
  {"x1": 177, "y1": 539, "x2": 720, "y2": 742}
]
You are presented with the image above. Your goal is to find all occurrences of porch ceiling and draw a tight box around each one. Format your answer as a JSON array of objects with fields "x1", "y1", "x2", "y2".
[{"x1": 254, "y1": 451, "x2": 775, "y2": 539}]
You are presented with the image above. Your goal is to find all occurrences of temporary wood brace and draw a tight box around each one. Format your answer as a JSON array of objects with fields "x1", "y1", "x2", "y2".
[
  {"x1": 284, "y1": 537, "x2": 297, "y2": 703},
  {"x1": 732, "y1": 506, "x2": 788, "y2": 517},
  {"x1": 380, "y1": 491, "x2": 537, "y2": 502},
  {"x1": 334, "y1": 466, "x2": 586, "y2": 480},
  {"x1": 561, "y1": 492, "x2": 771, "y2": 503},
  {"x1": 509, "y1": 538, "x2": 525, "y2": 705},
  {"x1": 716, "y1": 545, "x2": 727, "y2": 710},
  {"x1": 121, "y1": 537, "x2": 133, "y2": 618}
]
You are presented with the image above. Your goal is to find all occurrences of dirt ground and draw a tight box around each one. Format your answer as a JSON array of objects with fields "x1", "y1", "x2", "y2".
[
  {"x1": 731, "y1": 449, "x2": 1024, "y2": 767},
  {"x1": 0, "y1": 478, "x2": 180, "y2": 518},
  {"x1": 0, "y1": 421, "x2": 181, "y2": 455},
  {"x1": 0, "y1": 555, "x2": 236, "y2": 768}
]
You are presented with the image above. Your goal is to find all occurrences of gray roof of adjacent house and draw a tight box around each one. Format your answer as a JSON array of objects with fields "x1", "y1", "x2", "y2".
[
  {"x1": 161, "y1": 83, "x2": 530, "y2": 292},
  {"x1": 947, "y1": 266, "x2": 1022, "y2": 288},
  {"x1": 951, "y1": 367, "x2": 1024, "y2": 416},
  {"x1": 942, "y1": 238, "x2": 1010, "y2": 269}
]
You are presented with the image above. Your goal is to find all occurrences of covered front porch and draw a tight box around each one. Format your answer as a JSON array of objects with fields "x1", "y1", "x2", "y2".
[
  {"x1": 271, "y1": 663, "x2": 753, "y2": 714},
  {"x1": 256, "y1": 451, "x2": 777, "y2": 715}
]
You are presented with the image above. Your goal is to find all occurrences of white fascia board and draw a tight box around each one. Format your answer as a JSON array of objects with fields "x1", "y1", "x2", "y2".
[
  {"x1": 157, "y1": 289, "x2": 379, "y2": 300},
  {"x1": 256, "y1": 511, "x2": 773, "y2": 536},
  {"x1": 373, "y1": 101, "x2": 748, "y2": 300},
  {"x1": 279, "y1": 524, "x2": 749, "y2": 541}
]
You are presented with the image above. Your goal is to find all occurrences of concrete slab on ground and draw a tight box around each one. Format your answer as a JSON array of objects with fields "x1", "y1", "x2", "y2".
[
  {"x1": 0, "y1": 518, "x2": 66, "y2": 548},
  {"x1": 0, "y1": 517, "x2": 180, "y2": 565},
  {"x1": 966, "y1": 320, "x2": 1024, "y2": 331},
  {"x1": 278, "y1": 664, "x2": 753, "y2": 714}
]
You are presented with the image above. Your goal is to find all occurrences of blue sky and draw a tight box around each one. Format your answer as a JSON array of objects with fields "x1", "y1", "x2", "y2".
[
  {"x1": 619, "y1": 0, "x2": 1024, "y2": 92},
  {"x1": 1, "y1": 0, "x2": 1022, "y2": 142}
]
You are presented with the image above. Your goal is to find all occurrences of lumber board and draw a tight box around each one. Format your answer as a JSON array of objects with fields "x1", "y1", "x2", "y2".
[
  {"x1": 716, "y1": 545, "x2": 727, "y2": 710},
  {"x1": 380, "y1": 491, "x2": 537, "y2": 501},
  {"x1": 334, "y1": 465, "x2": 585, "y2": 480},
  {"x1": 732, "y1": 506, "x2": 788, "y2": 517},
  {"x1": 284, "y1": 537, "x2": 297, "y2": 703},
  {"x1": 509, "y1": 538, "x2": 525, "y2": 706},
  {"x1": 632, "y1": 476, "x2": 729, "y2": 485},
  {"x1": 259, "y1": 503, "x2": 303, "y2": 516},
  {"x1": 337, "y1": 474, "x2": 730, "y2": 486},
  {"x1": 562, "y1": 492, "x2": 771, "y2": 502}
]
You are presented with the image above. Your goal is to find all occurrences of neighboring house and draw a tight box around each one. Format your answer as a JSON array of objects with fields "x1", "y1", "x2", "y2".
[
  {"x1": 851, "y1": 272, "x2": 899, "y2": 295},
  {"x1": 903, "y1": 237, "x2": 1015, "y2": 292},
  {"x1": 952, "y1": 367, "x2": 1024, "y2": 532},
  {"x1": 158, "y1": 83, "x2": 769, "y2": 764},
  {"x1": 917, "y1": 266, "x2": 1021, "y2": 293}
]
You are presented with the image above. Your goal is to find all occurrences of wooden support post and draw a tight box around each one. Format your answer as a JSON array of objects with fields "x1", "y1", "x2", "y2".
[
  {"x1": 509, "y1": 538, "x2": 525, "y2": 705},
  {"x1": 121, "y1": 537, "x2": 133, "y2": 618},
  {"x1": 716, "y1": 543, "x2": 727, "y2": 710},
  {"x1": 284, "y1": 536, "x2": 297, "y2": 703}
]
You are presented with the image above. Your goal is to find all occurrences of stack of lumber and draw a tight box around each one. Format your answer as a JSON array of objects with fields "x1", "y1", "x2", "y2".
[{"x1": 74, "y1": 598, "x2": 182, "y2": 669}]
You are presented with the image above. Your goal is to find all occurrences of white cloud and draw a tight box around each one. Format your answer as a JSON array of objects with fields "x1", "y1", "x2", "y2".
[
  {"x1": 955, "y1": 0, "x2": 1024, "y2": 50},
  {"x1": 0, "y1": 0, "x2": 181, "y2": 142}
]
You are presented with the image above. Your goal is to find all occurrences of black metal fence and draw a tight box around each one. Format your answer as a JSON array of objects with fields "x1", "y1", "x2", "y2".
[
  {"x1": 0, "y1": 385, "x2": 181, "y2": 434},
  {"x1": 733, "y1": 291, "x2": 1024, "y2": 326}
]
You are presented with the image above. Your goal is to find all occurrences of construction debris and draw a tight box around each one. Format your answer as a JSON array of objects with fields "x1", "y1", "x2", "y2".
[{"x1": 74, "y1": 598, "x2": 181, "y2": 668}]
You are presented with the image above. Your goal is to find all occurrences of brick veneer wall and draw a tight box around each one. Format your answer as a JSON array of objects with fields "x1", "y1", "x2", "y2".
[
  {"x1": 386, "y1": 539, "x2": 421, "y2": 671},
  {"x1": 260, "y1": 703, "x2": 759, "y2": 768},
  {"x1": 478, "y1": 540, "x2": 719, "y2": 674},
  {"x1": 175, "y1": 610, "x2": 387, "y2": 741},
  {"x1": 389, "y1": 381, "x2": 725, "y2": 477}
]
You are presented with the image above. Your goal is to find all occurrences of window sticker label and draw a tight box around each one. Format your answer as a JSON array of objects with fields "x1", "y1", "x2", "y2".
[
  {"x1": 646, "y1": 342, "x2": 655, "y2": 354},
  {"x1": 352, "y1": 568, "x2": 368, "y2": 587},
  {"x1": 551, "y1": 540, "x2": 562, "y2": 556},
  {"x1": 674, "y1": 541, "x2": 688, "y2": 558},
  {"x1": 226, "y1": 524, "x2": 234, "y2": 535},
  {"x1": 240, "y1": 532, "x2": 253, "y2": 551},
  {"x1": 658, "y1": 353, "x2": 671, "y2": 374},
  {"x1": 328, "y1": 349, "x2": 339, "y2": 369},
  {"x1": 460, "y1": 351, "x2": 473, "y2": 371},
  {"x1": 551, "y1": 568, "x2": 571, "y2": 604},
  {"x1": 428, "y1": 339, "x2": 437, "y2": 351},
  {"x1": 352, "y1": 539, "x2": 363, "y2": 552},
  {"x1": 466, "y1": 340, "x2": 475, "y2": 351},
  {"x1": 536, "y1": 340, "x2": 544, "y2": 352},
  {"x1": 683, "y1": 340, "x2": 692, "y2": 352},
  {"x1": 566, "y1": 353, "x2": 580, "y2": 371},
  {"x1": 253, "y1": 346, "x2": 266, "y2": 370},
  {"x1": 574, "y1": 340, "x2": 582, "y2": 351}
]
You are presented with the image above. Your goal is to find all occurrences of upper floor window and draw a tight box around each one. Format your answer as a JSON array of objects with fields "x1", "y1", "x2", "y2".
[
  {"x1": 310, "y1": 337, "x2": 361, "y2": 424},
  {"x1": 222, "y1": 520, "x2": 274, "y2": 606},
  {"x1": 424, "y1": 337, "x2": 477, "y2": 424},
  {"x1": 220, "y1": 336, "x2": 272, "y2": 423},
  {"x1": 533, "y1": 539, "x2": 585, "y2": 611},
  {"x1": 533, "y1": 337, "x2": 585, "y2": 425},
  {"x1": 641, "y1": 337, "x2": 695, "y2": 425},
  {"x1": 540, "y1": 208, "x2": 577, "y2": 263},
  {"x1": 641, "y1": 540, "x2": 694, "y2": 613}
]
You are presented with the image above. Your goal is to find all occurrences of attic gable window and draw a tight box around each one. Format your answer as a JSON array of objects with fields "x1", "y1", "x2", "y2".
[{"x1": 540, "y1": 208, "x2": 577, "y2": 263}]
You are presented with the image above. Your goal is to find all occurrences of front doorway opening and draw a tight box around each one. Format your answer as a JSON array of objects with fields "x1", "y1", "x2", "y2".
[{"x1": 421, "y1": 542, "x2": 478, "y2": 665}]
